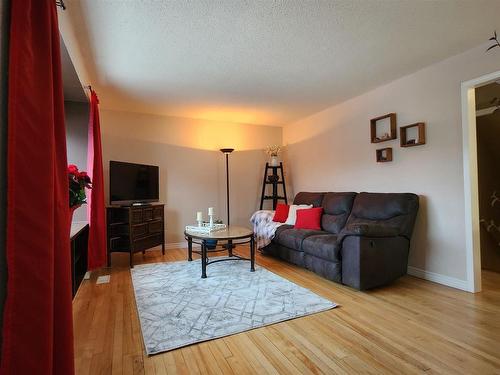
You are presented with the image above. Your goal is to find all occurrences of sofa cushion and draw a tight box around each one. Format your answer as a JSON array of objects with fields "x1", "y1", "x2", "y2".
[
  {"x1": 293, "y1": 192, "x2": 325, "y2": 207},
  {"x1": 302, "y1": 234, "x2": 341, "y2": 262},
  {"x1": 273, "y1": 203, "x2": 290, "y2": 223},
  {"x1": 273, "y1": 228, "x2": 326, "y2": 250},
  {"x1": 274, "y1": 224, "x2": 293, "y2": 238},
  {"x1": 284, "y1": 204, "x2": 312, "y2": 225},
  {"x1": 295, "y1": 207, "x2": 323, "y2": 230},
  {"x1": 321, "y1": 192, "x2": 357, "y2": 234},
  {"x1": 346, "y1": 192, "x2": 419, "y2": 239}
]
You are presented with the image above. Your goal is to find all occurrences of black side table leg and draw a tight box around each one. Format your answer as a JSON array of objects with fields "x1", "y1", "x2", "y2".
[
  {"x1": 188, "y1": 237, "x2": 193, "y2": 261},
  {"x1": 228, "y1": 239, "x2": 233, "y2": 257},
  {"x1": 250, "y1": 235, "x2": 255, "y2": 272},
  {"x1": 201, "y1": 242, "x2": 207, "y2": 278}
]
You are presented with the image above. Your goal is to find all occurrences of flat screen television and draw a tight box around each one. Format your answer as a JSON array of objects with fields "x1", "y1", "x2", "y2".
[{"x1": 109, "y1": 161, "x2": 159, "y2": 205}]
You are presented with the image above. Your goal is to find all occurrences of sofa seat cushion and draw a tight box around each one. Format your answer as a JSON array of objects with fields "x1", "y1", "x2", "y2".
[
  {"x1": 274, "y1": 224, "x2": 293, "y2": 237},
  {"x1": 302, "y1": 234, "x2": 341, "y2": 262},
  {"x1": 273, "y1": 228, "x2": 326, "y2": 250}
]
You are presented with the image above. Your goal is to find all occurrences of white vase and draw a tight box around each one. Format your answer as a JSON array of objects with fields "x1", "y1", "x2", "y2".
[{"x1": 270, "y1": 156, "x2": 279, "y2": 166}]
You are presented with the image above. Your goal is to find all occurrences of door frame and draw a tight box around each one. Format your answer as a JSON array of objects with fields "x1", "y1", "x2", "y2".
[{"x1": 461, "y1": 69, "x2": 500, "y2": 293}]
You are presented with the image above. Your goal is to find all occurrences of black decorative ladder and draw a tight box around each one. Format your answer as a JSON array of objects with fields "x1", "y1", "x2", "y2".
[{"x1": 259, "y1": 162, "x2": 288, "y2": 210}]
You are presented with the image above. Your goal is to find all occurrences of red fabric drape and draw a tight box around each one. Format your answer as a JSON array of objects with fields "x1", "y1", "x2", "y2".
[
  {"x1": 87, "y1": 91, "x2": 107, "y2": 270},
  {"x1": 1, "y1": 1, "x2": 74, "y2": 374}
]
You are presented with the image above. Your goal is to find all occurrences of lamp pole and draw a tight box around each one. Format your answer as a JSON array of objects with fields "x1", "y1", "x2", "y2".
[{"x1": 219, "y1": 148, "x2": 234, "y2": 226}]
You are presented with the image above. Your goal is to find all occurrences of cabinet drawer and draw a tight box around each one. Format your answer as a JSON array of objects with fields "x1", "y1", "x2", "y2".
[
  {"x1": 131, "y1": 209, "x2": 143, "y2": 223},
  {"x1": 153, "y1": 207, "x2": 163, "y2": 219},
  {"x1": 132, "y1": 223, "x2": 148, "y2": 237},
  {"x1": 133, "y1": 234, "x2": 162, "y2": 251},
  {"x1": 109, "y1": 237, "x2": 130, "y2": 251},
  {"x1": 143, "y1": 208, "x2": 153, "y2": 221},
  {"x1": 148, "y1": 220, "x2": 163, "y2": 234}
]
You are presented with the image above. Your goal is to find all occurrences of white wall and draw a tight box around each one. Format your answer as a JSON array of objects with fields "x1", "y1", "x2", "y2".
[
  {"x1": 283, "y1": 43, "x2": 500, "y2": 284},
  {"x1": 100, "y1": 109, "x2": 282, "y2": 243},
  {"x1": 65, "y1": 101, "x2": 89, "y2": 222}
]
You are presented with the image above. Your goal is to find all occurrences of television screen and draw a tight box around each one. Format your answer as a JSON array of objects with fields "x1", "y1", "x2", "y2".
[{"x1": 109, "y1": 161, "x2": 159, "y2": 205}]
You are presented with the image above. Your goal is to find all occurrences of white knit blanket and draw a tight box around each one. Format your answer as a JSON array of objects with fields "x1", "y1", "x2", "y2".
[{"x1": 250, "y1": 210, "x2": 284, "y2": 249}]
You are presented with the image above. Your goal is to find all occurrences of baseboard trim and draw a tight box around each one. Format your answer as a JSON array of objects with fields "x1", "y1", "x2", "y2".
[{"x1": 407, "y1": 266, "x2": 470, "y2": 291}]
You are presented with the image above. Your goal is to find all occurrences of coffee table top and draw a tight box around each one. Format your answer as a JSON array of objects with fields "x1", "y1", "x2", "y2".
[{"x1": 184, "y1": 226, "x2": 253, "y2": 240}]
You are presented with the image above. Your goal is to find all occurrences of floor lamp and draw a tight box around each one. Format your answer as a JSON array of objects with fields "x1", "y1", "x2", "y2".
[{"x1": 220, "y1": 148, "x2": 234, "y2": 226}]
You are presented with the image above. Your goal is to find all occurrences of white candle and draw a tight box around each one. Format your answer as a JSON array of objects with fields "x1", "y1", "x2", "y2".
[
  {"x1": 196, "y1": 211, "x2": 203, "y2": 221},
  {"x1": 208, "y1": 207, "x2": 214, "y2": 216}
]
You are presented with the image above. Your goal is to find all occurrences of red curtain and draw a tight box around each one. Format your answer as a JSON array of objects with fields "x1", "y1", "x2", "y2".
[
  {"x1": 1, "y1": 1, "x2": 74, "y2": 374},
  {"x1": 87, "y1": 90, "x2": 107, "y2": 269}
]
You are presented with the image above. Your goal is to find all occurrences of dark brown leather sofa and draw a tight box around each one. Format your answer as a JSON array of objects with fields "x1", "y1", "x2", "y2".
[{"x1": 262, "y1": 192, "x2": 419, "y2": 290}]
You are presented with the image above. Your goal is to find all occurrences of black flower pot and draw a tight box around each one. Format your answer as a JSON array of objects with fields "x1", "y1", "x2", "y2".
[
  {"x1": 203, "y1": 239, "x2": 218, "y2": 250},
  {"x1": 267, "y1": 175, "x2": 279, "y2": 183}
]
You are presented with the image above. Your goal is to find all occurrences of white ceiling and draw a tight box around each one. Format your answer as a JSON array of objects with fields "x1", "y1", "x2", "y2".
[{"x1": 60, "y1": 0, "x2": 500, "y2": 126}]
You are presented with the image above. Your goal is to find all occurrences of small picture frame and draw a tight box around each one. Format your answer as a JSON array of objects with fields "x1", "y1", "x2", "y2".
[
  {"x1": 370, "y1": 113, "x2": 397, "y2": 143},
  {"x1": 400, "y1": 122, "x2": 425, "y2": 147},
  {"x1": 376, "y1": 147, "x2": 393, "y2": 162}
]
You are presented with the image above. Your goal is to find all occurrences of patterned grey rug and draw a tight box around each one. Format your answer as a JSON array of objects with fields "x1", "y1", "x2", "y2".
[{"x1": 130, "y1": 258, "x2": 337, "y2": 355}]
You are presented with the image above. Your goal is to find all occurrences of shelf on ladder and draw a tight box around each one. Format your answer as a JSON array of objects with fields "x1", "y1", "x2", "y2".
[{"x1": 259, "y1": 162, "x2": 288, "y2": 210}]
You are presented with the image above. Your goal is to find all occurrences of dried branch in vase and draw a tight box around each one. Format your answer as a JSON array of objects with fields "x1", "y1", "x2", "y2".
[
  {"x1": 486, "y1": 30, "x2": 500, "y2": 52},
  {"x1": 265, "y1": 145, "x2": 282, "y2": 157}
]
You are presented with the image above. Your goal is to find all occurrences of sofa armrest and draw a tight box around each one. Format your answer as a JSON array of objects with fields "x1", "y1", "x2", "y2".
[
  {"x1": 340, "y1": 236, "x2": 410, "y2": 290},
  {"x1": 340, "y1": 223, "x2": 400, "y2": 238},
  {"x1": 250, "y1": 210, "x2": 275, "y2": 225}
]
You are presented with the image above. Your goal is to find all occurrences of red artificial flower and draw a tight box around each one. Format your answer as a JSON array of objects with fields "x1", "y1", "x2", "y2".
[
  {"x1": 68, "y1": 164, "x2": 92, "y2": 208},
  {"x1": 68, "y1": 164, "x2": 79, "y2": 175},
  {"x1": 76, "y1": 171, "x2": 87, "y2": 180}
]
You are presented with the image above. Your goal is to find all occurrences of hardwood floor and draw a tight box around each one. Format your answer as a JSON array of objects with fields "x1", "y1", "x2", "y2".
[{"x1": 73, "y1": 246, "x2": 500, "y2": 374}]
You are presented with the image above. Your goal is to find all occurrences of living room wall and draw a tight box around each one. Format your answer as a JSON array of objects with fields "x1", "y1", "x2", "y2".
[
  {"x1": 99, "y1": 109, "x2": 282, "y2": 244},
  {"x1": 283, "y1": 43, "x2": 500, "y2": 286},
  {"x1": 65, "y1": 100, "x2": 89, "y2": 222}
]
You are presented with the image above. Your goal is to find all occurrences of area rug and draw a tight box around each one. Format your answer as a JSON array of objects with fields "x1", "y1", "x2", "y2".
[{"x1": 130, "y1": 258, "x2": 337, "y2": 355}]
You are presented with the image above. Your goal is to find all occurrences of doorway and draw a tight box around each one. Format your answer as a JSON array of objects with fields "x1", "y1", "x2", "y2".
[
  {"x1": 475, "y1": 82, "x2": 500, "y2": 284},
  {"x1": 462, "y1": 70, "x2": 500, "y2": 293}
]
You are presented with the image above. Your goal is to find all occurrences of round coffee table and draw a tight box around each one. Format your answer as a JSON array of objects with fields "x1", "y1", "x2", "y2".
[{"x1": 184, "y1": 226, "x2": 255, "y2": 278}]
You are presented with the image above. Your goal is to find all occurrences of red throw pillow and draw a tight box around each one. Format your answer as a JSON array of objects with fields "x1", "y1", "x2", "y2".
[
  {"x1": 273, "y1": 204, "x2": 290, "y2": 223},
  {"x1": 294, "y1": 207, "x2": 323, "y2": 230}
]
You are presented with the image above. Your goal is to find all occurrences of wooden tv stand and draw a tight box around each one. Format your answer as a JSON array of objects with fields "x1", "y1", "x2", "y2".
[{"x1": 106, "y1": 203, "x2": 165, "y2": 267}]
